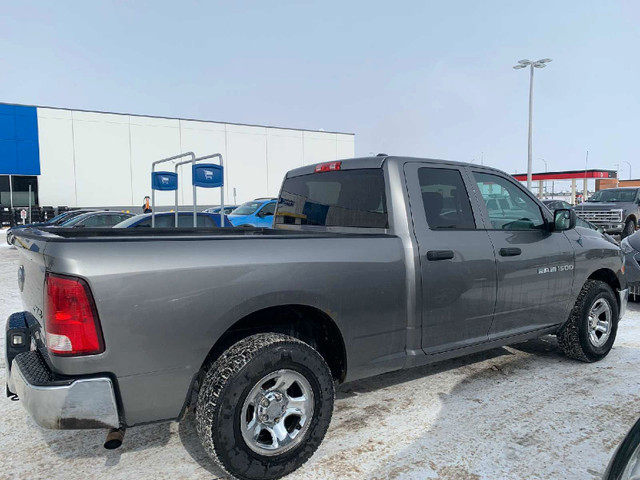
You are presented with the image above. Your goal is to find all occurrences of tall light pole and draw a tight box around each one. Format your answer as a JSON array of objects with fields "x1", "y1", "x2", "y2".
[
  {"x1": 513, "y1": 58, "x2": 552, "y2": 191},
  {"x1": 623, "y1": 160, "x2": 632, "y2": 180},
  {"x1": 538, "y1": 158, "x2": 547, "y2": 198}
]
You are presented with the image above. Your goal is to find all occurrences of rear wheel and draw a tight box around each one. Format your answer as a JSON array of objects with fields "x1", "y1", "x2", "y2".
[
  {"x1": 196, "y1": 333, "x2": 334, "y2": 480},
  {"x1": 557, "y1": 280, "x2": 618, "y2": 362},
  {"x1": 622, "y1": 218, "x2": 636, "y2": 239}
]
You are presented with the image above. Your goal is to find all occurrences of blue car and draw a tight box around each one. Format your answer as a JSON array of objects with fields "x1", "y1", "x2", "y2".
[
  {"x1": 227, "y1": 198, "x2": 276, "y2": 228},
  {"x1": 113, "y1": 211, "x2": 233, "y2": 228}
]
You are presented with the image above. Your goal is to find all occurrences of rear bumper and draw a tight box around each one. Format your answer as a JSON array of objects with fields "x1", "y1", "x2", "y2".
[{"x1": 6, "y1": 312, "x2": 119, "y2": 430}]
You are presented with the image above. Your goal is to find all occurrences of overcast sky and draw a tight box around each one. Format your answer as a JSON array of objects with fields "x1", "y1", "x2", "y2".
[{"x1": 2, "y1": 1, "x2": 639, "y2": 179}]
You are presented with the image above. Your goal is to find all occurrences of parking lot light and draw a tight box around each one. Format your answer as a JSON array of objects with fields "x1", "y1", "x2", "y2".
[{"x1": 512, "y1": 58, "x2": 553, "y2": 191}]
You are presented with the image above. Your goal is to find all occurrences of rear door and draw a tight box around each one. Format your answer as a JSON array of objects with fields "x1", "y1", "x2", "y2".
[
  {"x1": 404, "y1": 162, "x2": 497, "y2": 354},
  {"x1": 469, "y1": 170, "x2": 575, "y2": 336}
]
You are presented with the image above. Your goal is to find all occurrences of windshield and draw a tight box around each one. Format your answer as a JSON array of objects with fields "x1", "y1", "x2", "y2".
[
  {"x1": 588, "y1": 189, "x2": 638, "y2": 203},
  {"x1": 47, "y1": 212, "x2": 72, "y2": 224},
  {"x1": 231, "y1": 202, "x2": 262, "y2": 215}
]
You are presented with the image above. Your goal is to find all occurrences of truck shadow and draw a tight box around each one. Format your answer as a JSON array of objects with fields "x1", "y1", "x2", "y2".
[
  {"x1": 38, "y1": 421, "x2": 172, "y2": 467},
  {"x1": 336, "y1": 335, "x2": 639, "y2": 480},
  {"x1": 175, "y1": 338, "x2": 571, "y2": 477},
  {"x1": 335, "y1": 346, "x2": 515, "y2": 399},
  {"x1": 176, "y1": 346, "x2": 518, "y2": 478},
  {"x1": 178, "y1": 411, "x2": 229, "y2": 479}
]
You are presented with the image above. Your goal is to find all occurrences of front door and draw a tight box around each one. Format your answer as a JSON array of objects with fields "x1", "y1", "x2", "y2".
[
  {"x1": 405, "y1": 163, "x2": 498, "y2": 354},
  {"x1": 470, "y1": 170, "x2": 575, "y2": 336}
]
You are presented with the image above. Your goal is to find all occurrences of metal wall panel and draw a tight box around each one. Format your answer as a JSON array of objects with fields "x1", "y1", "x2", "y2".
[
  {"x1": 36, "y1": 115, "x2": 77, "y2": 207},
  {"x1": 72, "y1": 115, "x2": 132, "y2": 206},
  {"x1": 27, "y1": 104, "x2": 355, "y2": 208},
  {"x1": 266, "y1": 129, "x2": 303, "y2": 196},
  {"x1": 129, "y1": 117, "x2": 181, "y2": 207},
  {"x1": 178, "y1": 120, "x2": 227, "y2": 206},
  {"x1": 302, "y1": 131, "x2": 338, "y2": 165},
  {"x1": 226, "y1": 124, "x2": 268, "y2": 203}
]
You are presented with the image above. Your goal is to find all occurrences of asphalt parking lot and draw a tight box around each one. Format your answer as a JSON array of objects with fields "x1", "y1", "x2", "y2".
[{"x1": 1, "y1": 231, "x2": 639, "y2": 480}]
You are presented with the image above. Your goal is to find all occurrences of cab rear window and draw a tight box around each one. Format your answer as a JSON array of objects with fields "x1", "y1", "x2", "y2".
[{"x1": 276, "y1": 169, "x2": 388, "y2": 228}]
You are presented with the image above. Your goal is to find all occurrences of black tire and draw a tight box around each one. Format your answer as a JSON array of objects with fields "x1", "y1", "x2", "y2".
[
  {"x1": 557, "y1": 280, "x2": 619, "y2": 362},
  {"x1": 621, "y1": 218, "x2": 636, "y2": 239},
  {"x1": 195, "y1": 333, "x2": 334, "y2": 480}
]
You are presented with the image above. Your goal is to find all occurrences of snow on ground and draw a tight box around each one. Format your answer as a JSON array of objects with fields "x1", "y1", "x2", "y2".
[{"x1": 1, "y1": 227, "x2": 639, "y2": 479}]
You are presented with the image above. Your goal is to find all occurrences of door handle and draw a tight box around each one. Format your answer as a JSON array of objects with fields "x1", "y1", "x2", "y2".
[
  {"x1": 499, "y1": 247, "x2": 522, "y2": 257},
  {"x1": 427, "y1": 250, "x2": 454, "y2": 261}
]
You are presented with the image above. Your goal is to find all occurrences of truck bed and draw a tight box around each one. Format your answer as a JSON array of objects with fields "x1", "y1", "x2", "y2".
[{"x1": 16, "y1": 226, "x2": 394, "y2": 241}]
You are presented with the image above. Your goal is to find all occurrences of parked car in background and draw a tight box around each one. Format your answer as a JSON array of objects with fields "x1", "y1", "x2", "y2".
[
  {"x1": 203, "y1": 205, "x2": 238, "y2": 215},
  {"x1": 604, "y1": 414, "x2": 640, "y2": 479},
  {"x1": 227, "y1": 198, "x2": 276, "y2": 227},
  {"x1": 621, "y1": 231, "x2": 640, "y2": 301},
  {"x1": 6, "y1": 209, "x2": 97, "y2": 244},
  {"x1": 56, "y1": 211, "x2": 134, "y2": 228},
  {"x1": 113, "y1": 211, "x2": 233, "y2": 228},
  {"x1": 575, "y1": 187, "x2": 640, "y2": 238},
  {"x1": 542, "y1": 199, "x2": 573, "y2": 210},
  {"x1": 6, "y1": 156, "x2": 628, "y2": 480},
  {"x1": 542, "y1": 201, "x2": 618, "y2": 245}
]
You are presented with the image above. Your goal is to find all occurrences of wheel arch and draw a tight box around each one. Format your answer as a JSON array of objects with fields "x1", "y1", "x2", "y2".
[
  {"x1": 181, "y1": 304, "x2": 347, "y2": 416},
  {"x1": 587, "y1": 268, "x2": 622, "y2": 309}
]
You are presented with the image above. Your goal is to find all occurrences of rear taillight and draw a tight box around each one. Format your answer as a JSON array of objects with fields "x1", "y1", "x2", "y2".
[
  {"x1": 45, "y1": 273, "x2": 104, "y2": 356},
  {"x1": 314, "y1": 161, "x2": 342, "y2": 173}
]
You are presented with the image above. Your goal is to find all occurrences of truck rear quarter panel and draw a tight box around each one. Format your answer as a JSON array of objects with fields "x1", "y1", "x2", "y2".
[{"x1": 41, "y1": 235, "x2": 406, "y2": 425}]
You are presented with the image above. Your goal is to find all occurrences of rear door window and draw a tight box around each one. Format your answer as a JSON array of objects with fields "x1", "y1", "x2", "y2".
[
  {"x1": 417, "y1": 167, "x2": 476, "y2": 229},
  {"x1": 276, "y1": 169, "x2": 388, "y2": 228}
]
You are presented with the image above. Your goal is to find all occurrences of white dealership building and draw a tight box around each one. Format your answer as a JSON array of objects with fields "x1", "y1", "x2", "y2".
[{"x1": 0, "y1": 102, "x2": 355, "y2": 210}]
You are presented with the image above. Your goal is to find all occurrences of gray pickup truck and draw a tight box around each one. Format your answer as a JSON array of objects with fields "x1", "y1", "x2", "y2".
[
  {"x1": 5, "y1": 156, "x2": 628, "y2": 480},
  {"x1": 575, "y1": 187, "x2": 640, "y2": 238}
]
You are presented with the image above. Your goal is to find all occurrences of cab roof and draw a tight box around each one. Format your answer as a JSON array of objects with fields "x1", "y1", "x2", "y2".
[{"x1": 286, "y1": 155, "x2": 504, "y2": 178}]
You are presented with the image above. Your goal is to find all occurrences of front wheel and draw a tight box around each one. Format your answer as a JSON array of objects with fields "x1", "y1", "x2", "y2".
[
  {"x1": 557, "y1": 280, "x2": 619, "y2": 362},
  {"x1": 195, "y1": 333, "x2": 334, "y2": 480}
]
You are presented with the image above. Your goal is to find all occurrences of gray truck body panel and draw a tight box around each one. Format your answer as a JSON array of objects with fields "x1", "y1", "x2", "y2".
[{"x1": 8, "y1": 156, "x2": 626, "y2": 428}]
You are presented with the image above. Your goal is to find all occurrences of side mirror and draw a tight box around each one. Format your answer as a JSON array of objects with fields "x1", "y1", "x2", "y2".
[{"x1": 553, "y1": 208, "x2": 576, "y2": 231}]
